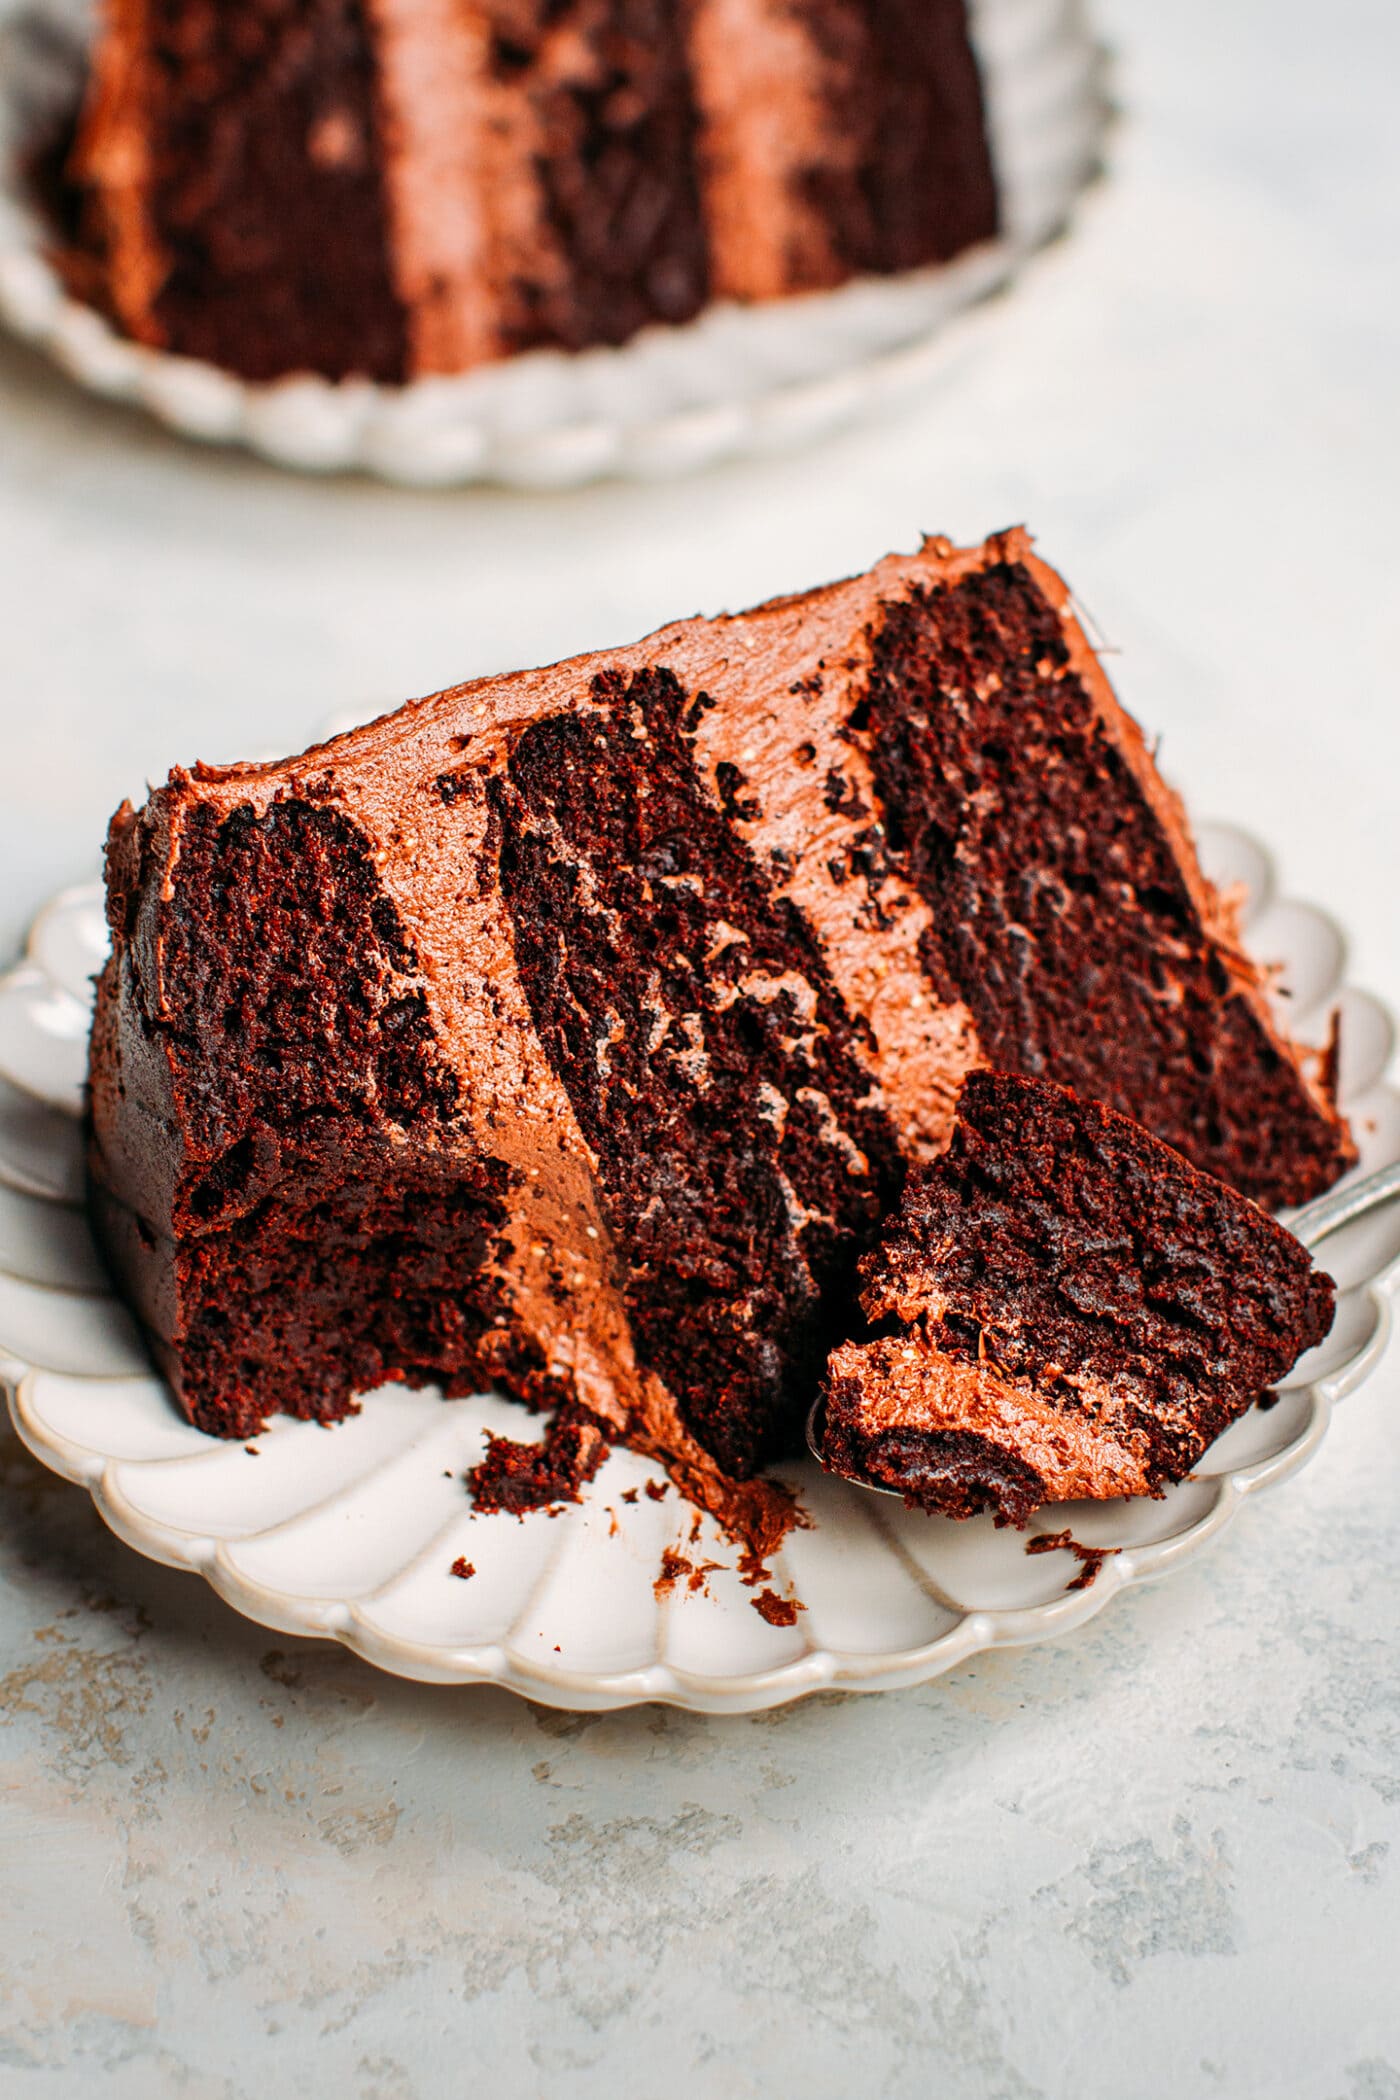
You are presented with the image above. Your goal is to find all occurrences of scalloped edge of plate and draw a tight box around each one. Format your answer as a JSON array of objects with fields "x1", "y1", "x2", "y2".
[{"x1": 0, "y1": 823, "x2": 1397, "y2": 1710}]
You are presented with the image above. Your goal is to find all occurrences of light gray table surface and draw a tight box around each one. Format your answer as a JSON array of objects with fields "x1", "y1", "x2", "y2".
[{"x1": 3, "y1": 1, "x2": 1399, "y2": 2094}]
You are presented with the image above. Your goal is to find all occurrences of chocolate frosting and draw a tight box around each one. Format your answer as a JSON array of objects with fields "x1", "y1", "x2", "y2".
[{"x1": 823, "y1": 1338, "x2": 1157, "y2": 1504}]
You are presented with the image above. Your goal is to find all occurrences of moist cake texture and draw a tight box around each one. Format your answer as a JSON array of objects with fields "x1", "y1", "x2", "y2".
[
  {"x1": 819, "y1": 1072, "x2": 1337, "y2": 1523},
  {"x1": 87, "y1": 531, "x2": 1353, "y2": 1525},
  {"x1": 49, "y1": 0, "x2": 999, "y2": 383}
]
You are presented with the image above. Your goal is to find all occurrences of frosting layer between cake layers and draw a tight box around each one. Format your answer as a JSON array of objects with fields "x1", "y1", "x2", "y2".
[{"x1": 88, "y1": 532, "x2": 1354, "y2": 1512}]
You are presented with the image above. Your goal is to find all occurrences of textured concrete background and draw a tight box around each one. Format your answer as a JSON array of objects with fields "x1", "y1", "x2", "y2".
[{"x1": 3, "y1": 0, "x2": 1399, "y2": 2093}]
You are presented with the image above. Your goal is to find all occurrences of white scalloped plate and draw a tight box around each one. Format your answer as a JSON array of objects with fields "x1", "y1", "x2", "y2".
[
  {"x1": 1, "y1": 823, "x2": 1397, "y2": 1711},
  {"x1": 0, "y1": 0, "x2": 1108, "y2": 487}
]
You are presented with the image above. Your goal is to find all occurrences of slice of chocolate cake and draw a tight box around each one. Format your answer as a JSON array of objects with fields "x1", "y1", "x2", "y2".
[
  {"x1": 50, "y1": 0, "x2": 1000, "y2": 383},
  {"x1": 88, "y1": 532, "x2": 1352, "y2": 1527},
  {"x1": 818, "y1": 1072, "x2": 1336, "y2": 1523}
]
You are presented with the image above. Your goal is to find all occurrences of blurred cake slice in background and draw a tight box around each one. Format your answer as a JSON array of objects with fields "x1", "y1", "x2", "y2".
[{"x1": 36, "y1": 0, "x2": 1105, "y2": 383}]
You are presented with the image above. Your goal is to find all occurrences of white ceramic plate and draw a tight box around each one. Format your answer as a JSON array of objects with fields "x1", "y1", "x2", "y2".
[
  {"x1": 0, "y1": 0, "x2": 1108, "y2": 487},
  {"x1": 1, "y1": 825, "x2": 1397, "y2": 1711}
]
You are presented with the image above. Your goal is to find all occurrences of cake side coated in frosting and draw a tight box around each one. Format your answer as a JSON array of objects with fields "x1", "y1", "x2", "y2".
[
  {"x1": 818, "y1": 1072, "x2": 1337, "y2": 1523},
  {"x1": 87, "y1": 532, "x2": 1354, "y2": 1516}
]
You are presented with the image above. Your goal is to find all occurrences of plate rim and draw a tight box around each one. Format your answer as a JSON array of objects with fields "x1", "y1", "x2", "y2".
[{"x1": 1, "y1": 825, "x2": 1397, "y2": 1711}]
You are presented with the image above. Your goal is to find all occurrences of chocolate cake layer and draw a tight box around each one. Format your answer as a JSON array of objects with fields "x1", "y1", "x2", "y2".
[
  {"x1": 819, "y1": 1073, "x2": 1336, "y2": 1523},
  {"x1": 496, "y1": 665, "x2": 902, "y2": 1478},
  {"x1": 88, "y1": 532, "x2": 1353, "y2": 1511},
  {"x1": 52, "y1": 0, "x2": 996, "y2": 381},
  {"x1": 858, "y1": 559, "x2": 1348, "y2": 1207}
]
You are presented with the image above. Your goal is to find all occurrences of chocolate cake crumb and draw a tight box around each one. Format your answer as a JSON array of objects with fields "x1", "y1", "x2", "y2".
[
  {"x1": 751, "y1": 1590, "x2": 804, "y2": 1627},
  {"x1": 736, "y1": 1545, "x2": 785, "y2": 1592},
  {"x1": 643, "y1": 1481, "x2": 669, "y2": 1503},
  {"x1": 666, "y1": 1468, "x2": 809, "y2": 1569},
  {"x1": 621, "y1": 1487, "x2": 639, "y2": 1505},
  {"x1": 467, "y1": 1406, "x2": 608, "y2": 1517},
  {"x1": 653, "y1": 1548, "x2": 723, "y2": 1600},
  {"x1": 449, "y1": 1557, "x2": 476, "y2": 1581},
  {"x1": 1319, "y1": 1009, "x2": 1343, "y2": 1109},
  {"x1": 1025, "y1": 1529, "x2": 1117, "y2": 1592}
]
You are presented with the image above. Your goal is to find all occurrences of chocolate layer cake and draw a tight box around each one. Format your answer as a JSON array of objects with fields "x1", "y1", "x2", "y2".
[
  {"x1": 51, "y1": 0, "x2": 1003, "y2": 382},
  {"x1": 818, "y1": 1073, "x2": 1336, "y2": 1523},
  {"x1": 88, "y1": 531, "x2": 1353, "y2": 1522}
]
